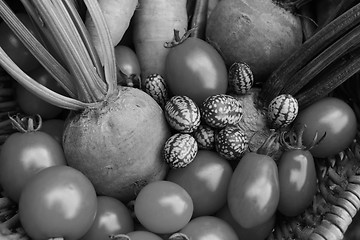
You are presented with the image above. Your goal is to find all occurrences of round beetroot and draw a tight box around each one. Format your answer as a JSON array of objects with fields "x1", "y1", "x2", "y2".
[
  {"x1": 206, "y1": 0, "x2": 303, "y2": 83},
  {"x1": 63, "y1": 87, "x2": 171, "y2": 203}
]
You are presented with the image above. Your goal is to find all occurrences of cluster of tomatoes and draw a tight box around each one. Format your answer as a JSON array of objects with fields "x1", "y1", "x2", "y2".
[{"x1": 0, "y1": 6, "x2": 359, "y2": 240}]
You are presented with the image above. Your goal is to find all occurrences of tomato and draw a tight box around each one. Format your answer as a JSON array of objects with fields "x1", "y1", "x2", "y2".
[
  {"x1": 165, "y1": 37, "x2": 228, "y2": 106},
  {"x1": 16, "y1": 67, "x2": 67, "y2": 119},
  {"x1": 0, "y1": 13, "x2": 40, "y2": 72},
  {"x1": 40, "y1": 119, "x2": 65, "y2": 145},
  {"x1": 125, "y1": 230, "x2": 163, "y2": 240},
  {"x1": 227, "y1": 151, "x2": 280, "y2": 229},
  {"x1": 277, "y1": 148, "x2": 317, "y2": 217},
  {"x1": 215, "y1": 204, "x2": 275, "y2": 240},
  {"x1": 294, "y1": 97, "x2": 357, "y2": 158},
  {"x1": 19, "y1": 165, "x2": 97, "y2": 240},
  {"x1": 134, "y1": 180, "x2": 193, "y2": 234},
  {"x1": 80, "y1": 196, "x2": 134, "y2": 240},
  {"x1": 179, "y1": 216, "x2": 239, "y2": 240},
  {"x1": 115, "y1": 44, "x2": 141, "y2": 88},
  {"x1": 0, "y1": 130, "x2": 66, "y2": 202},
  {"x1": 166, "y1": 150, "x2": 233, "y2": 217}
]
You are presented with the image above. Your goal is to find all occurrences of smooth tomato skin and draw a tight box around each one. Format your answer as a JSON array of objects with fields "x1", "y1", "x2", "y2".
[
  {"x1": 0, "y1": 131, "x2": 66, "y2": 202},
  {"x1": 165, "y1": 37, "x2": 228, "y2": 105},
  {"x1": 80, "y1": 196, "x2": 134, "y2": 240},
  {"x1": 126, "y1": 231, "x2": 163, "y2": 240},
  {"x1": 227, "y1": 152, "x2": 280, "y2": 229},
  {"x1": 0, "y1": 13, "x2": 40, "y2": 72},
  {"x1": 134, "y1": 180, "x2": 193, "y2": 234},
  {"x1": 115, "y1": 45, "x2": 141, "y2": 77},
  {"x1": 166, "y1": 150, "x2": 233, "y2": 217},
  {"x1": 16, "y1": 67, "x2": 66, "y2": 119},
  {"x1": 19, "y1": 165, "x2": 97, "y2": 240},
  {"x1": 40, "y1": 119, "x2": 65, "y2": 145},
  {"x1": 277, "y1": 149, "x2": 317, "y2": 217},
  {"x1": 179, "y1": 216, "x2": 239, "y2": 240},
  {"x1": 294, "y1": 97, "x2": 357, "y2": 158},
  {"x1": 215, "y1": 204, "x2": 275, "y2": 240}
]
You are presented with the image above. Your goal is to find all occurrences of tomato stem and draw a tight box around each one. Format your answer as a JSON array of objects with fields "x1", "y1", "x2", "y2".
[
  {"x1": 9, "y1": 114, "x2": 42, "y2": 133},
  {"x1": 109, "y1": 234, "x2": 130, "y2": 240},
  {"x1": 164, "y1": 28, "x2": 196, "y2": 48},
  {"x1": 168, "y1": 232, "x2": 190, "y2": 240}
]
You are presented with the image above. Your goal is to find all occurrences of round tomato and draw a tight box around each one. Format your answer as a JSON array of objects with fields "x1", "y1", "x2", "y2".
[
  {"x1": 294, "y1": 97, "x2": 357, "y2": 158},
  {"x1": 134, "y1": 180, "x2": 193, "y2": 234},
  {"x1": 0, "y1": 13, "x2": 40, "y2": 72},
  {"x1": 277, "y1": 149, "x2": 317, "y2": 217},
  {"x1": 0, "y1": 130, "x2": 66, "y2": 202},
  {"x1": 81, "y1": 196, "x2": 134, "y2": 240},
  {"x1": 165, "y1": 37, "x2": 228, "y2": 106},
  {"x1": 16, "y1": 67, "x2": 67, "y2": 119},
  {"x1": 215, "y1": 204, "x2": 275, "y2": 240},
  {"x1": 19, "y1": 165, "x2": 97, "y2": 240},
  {"x1": 166, "y1": 150, "x2": 233, "y2": 217},
  {"x1": 178, "y1": 216, "x2": 239, "y2": 240},
  {"x1": 40, "y1": 119, "x2": 65, "y2": 145}
]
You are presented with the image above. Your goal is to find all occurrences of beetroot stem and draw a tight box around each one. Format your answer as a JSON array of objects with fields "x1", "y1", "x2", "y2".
[
  {"x1": 83, "y1": 0, "x2": 117, "y2": 98},
  {"x1": 261, "y1": 2, "x2": 360, "y2": 104},
  {"x1": 281, "y1": 23, "x2": 360, "y2": 96},
  {"x1": 31, "y1": 0, "x2": 106, "y2": 103},
  {"x1": 296, "y1": 45, "x2": 360, "y2": 108},
  {"x1": 0, "y1": 0, "x2": 77, "y2": 98}
]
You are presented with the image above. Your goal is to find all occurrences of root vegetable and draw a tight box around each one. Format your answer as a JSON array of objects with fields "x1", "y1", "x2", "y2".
[
  {"x1": 63, "y1": 87, "x2": 170, "y2": 202},
  {"x1": 206, "y1": 0, "x2": 303, "y2": 83},
  {"x1": 132, "y1": 0, "x2": 188, "y2": 82},
  {"x1": 0, "y1": 0, "x2": 171, "y2": 204},
  {"x1": 85, "y1": 0, "x2": 138, "y2": 63}
]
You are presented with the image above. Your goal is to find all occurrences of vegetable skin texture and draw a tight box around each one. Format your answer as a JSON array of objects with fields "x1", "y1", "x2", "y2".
[
  {"x1": 63, "y1": 87, "x2": 170, "y2": 203},
  {"x1": 85, "y1": 0, "x2": 138, "y2": 63},
  {"x1": 206, "y1": 0, "x2": 303, "y2": 83},
  {"x1": 132, "y1": 0, "x2": 188, "y2": 82}
]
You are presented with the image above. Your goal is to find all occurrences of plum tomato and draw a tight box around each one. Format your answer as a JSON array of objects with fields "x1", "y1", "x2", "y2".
[
  {"x1": 164, "y1": 37, "x2": 228, "y2": 106},
  {"x1": 215, "y1": 204, "x2": 276, "y2": 240},
  {"x1": 16, "y1": 67, "x2": 67, "y2": 119},
  {"x1": 80, "y1": 196, "x2": 134, "y2": 240},
  {"x1": 294, "y1": 97, "x2": 357, "y2": 158},
  {"x1": 277, "y1": 149, "x2": 317, "y2": 217},
  {"x1": 178, "y1": 216, "x2": 239, "y2": 240},
  {"x1": 0, "y1": 129, "x2": 66, "y2": 202},
  {"x1": 19, "y1": 165, "x2": 97, "y2": 240},
  {"x1": 0, "y1": 13, "x2": 40, "y2": 72},
  {"x1": 227, "y1": 151, "x2": 280, "y2": 229},
  {"x1": 134, "y1": 180, "x2": 193, "y2": 234},
  {"x1": 166, "y1": 150, "x2": 233, "y2": 217}
]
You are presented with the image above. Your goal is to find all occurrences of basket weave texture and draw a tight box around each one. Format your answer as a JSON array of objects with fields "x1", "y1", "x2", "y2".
[{"x1": 0, "y1": 75, "x2": 360, "y2": 240}]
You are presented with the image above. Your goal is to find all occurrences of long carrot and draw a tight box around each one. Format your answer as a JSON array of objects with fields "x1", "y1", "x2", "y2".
[
  {"x1": 85, "y1": 0, "x2": 138, "y2": 64},
  {"x1": 132, "y1": 0, "x2": 188, "y2": 84}
]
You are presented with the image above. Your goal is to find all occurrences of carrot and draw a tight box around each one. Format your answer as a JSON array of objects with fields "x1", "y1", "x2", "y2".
[
  {"x1": 132, "y1": 0, "x2": 188, "y2": 83},
  {"x1": 85, "y1": 0, "x2": 138, "y2": 63}
]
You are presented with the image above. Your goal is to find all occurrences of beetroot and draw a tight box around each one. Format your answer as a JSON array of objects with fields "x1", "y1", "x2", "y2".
[
  {"x1": 63, "y1": 87, "x2": 171, "y2": 203},
  {"x1": 206, "y1": 0, "x2": 303, "y2": 83}
]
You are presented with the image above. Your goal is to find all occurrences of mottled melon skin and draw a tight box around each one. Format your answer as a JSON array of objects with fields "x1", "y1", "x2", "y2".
[
  {"x1": 63, "y1": 87, "x2": 171, "y2": 203},
  {"x1": 206, "y1": 0, "x2": 303, "y2": 83}
]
